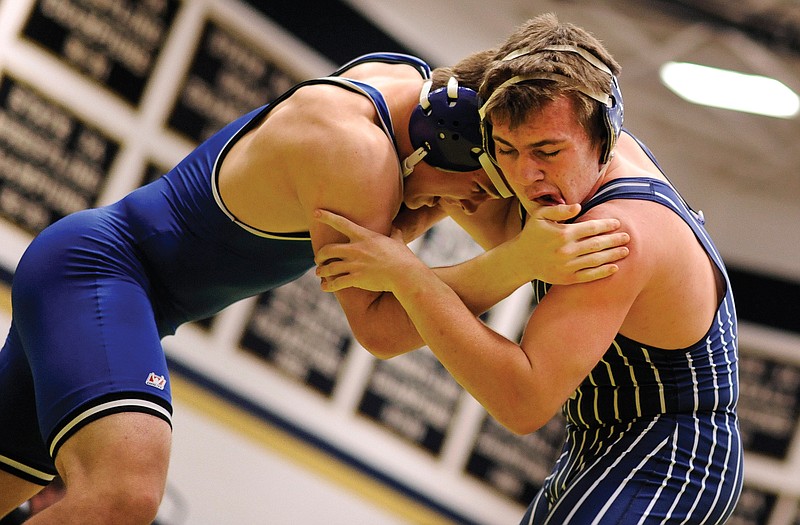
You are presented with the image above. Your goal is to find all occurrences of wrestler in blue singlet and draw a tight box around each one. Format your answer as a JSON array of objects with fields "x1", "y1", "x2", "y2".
[
  {"x1": 0, "y1": 53, "x2": 431, "y2": 484},
  {"x1": 521, "y1": 133, "x2": 742, "y2": 524}
]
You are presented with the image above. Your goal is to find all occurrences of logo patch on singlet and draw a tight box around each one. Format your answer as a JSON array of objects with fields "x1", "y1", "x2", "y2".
[{"x1": 146, "y1": 372, "x2": 167, "y2": 390}]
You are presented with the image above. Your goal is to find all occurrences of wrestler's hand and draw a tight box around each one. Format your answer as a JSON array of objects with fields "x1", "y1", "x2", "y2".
[
  {"x1": 514, "y1": 203, "x2": 630, "y2": 285},
  {"x1": 314, "y1": 209, "x2": 423, "y2": 293}
]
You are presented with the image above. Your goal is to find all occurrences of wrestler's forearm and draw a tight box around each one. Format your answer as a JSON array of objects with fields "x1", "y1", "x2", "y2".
[{"x1": 433, "y1": 241, "x2": 528, "y2": 315}]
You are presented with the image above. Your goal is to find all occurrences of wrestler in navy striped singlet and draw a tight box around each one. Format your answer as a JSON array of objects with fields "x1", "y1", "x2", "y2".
[
  {"x1": 521, "y1": 138, "x2": 742, "y2": 524},
  {"x1": 0, "y1": 53, "x2": 430, "y2": 484}
]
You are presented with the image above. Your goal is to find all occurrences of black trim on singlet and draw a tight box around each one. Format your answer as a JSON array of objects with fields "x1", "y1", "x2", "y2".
[{"x1": 47, "y1": 393, "x2": 173, "y2": 460}]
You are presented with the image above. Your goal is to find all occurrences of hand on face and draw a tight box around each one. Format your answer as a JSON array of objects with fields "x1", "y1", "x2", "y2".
[{"x1": 512, "y1": 203, "x2": 630, "y2": 285}]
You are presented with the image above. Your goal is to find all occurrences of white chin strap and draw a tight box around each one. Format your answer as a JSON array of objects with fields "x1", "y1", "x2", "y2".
[
  {"x1": 477, "y1": 152, "x2": 514, "y2": 198},
  {"x1": 402, "y1": 147, "x2": 428, "y2": 177},
  {"x1": 402, "y1": 80, "x2": 434, "y2": 178}
]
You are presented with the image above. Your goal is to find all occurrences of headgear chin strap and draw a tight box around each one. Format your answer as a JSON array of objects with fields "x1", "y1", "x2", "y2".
[
  {"x1": 403, "y1": 77, "x2": 515, "y2": 198},
  {"x1": 477, "y1": 150, "x2": 514, "y2": 198},
  {"x1": 478, "y1": 44, "x2": 624, "y2": 173}
]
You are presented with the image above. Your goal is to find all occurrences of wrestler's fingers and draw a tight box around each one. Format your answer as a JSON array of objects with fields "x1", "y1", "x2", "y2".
[
  {"x1": 314, "y1": 209, "x2": 368, "y2": 239},
  {"x1": 532, "y1": 203, "x2": 581, "y2": 223},
  {"x1": 319, "y1": 274, "x2": 351, "y2": 293},
  {"x1": 571, "y1": 245, "x2": 630, "y2": 271},
  {"x1": 314, "y1": 241, "x2": 349, "y2": 266},
  {"x1": 569, "y1": 262, "x2": 622, "y2": 283},
  {"x1": 573, "y1": 231, "x2": 630, "y2": 257},
  {"x1": 569, "y1": 218, "x2": 624, "y2": 240},
  {"x1": 315, "y1": 259, "x2": 350, "y2": 278},
  {"x1": 315, "y1": 260, "x2": 334, "y2": 278}
]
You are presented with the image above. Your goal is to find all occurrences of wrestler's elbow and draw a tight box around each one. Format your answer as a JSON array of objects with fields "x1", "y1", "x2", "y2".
[
  {"x1": 353, "y1": 329, "x2": 423, "y2": 359},
  {"x1": 343, "y1": 298, "x2": 425, "y2": 358},
  {"x1": 488, "y1": 402, "x2": 555, "y2": 436},
  {"x1": 500, "y1": 416, "x2": 546, "y2": 436}
]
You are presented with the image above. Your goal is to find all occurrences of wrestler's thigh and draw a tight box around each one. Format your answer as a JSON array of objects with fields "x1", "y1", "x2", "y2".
[
  {"x1": 10, "y1": 213, "x2": 171, "y2": 450},
  {"x1": 54, "y1": 412, "x2": 172, "y2": 494}
]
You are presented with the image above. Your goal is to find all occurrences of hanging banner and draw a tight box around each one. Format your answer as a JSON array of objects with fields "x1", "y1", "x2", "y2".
[
  {"x1": 0, "y1": 76, "x2": 118, "y2": 234},
  {"x1": 168, "y1": 19, "x2": 297, "y2": 144},
  {"x1": 20, "y1": 0, "x2": 180, "y2": 105}
]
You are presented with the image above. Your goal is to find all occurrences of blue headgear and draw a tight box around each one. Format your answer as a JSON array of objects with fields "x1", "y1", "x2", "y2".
[
  {"x1": 404, "y1": 77, "x2": 514, "y2": 198},
  {"x1": 478, "y1": 44, "x2": 624, "y2": 197}
]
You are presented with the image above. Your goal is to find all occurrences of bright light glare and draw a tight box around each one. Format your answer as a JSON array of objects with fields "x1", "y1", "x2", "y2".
[{"x1": 660, "y1": 61, "x2": 800, "y2": 118}]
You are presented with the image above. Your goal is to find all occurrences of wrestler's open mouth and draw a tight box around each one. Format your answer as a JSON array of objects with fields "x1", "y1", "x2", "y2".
[{"x1": 533, "y1": 194, "x2": 563, "y2": 206}]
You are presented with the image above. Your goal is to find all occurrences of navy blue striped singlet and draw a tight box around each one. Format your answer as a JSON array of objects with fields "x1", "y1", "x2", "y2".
[{"x1": 522, "y1": 175, "x2": 742, "y2": 524}]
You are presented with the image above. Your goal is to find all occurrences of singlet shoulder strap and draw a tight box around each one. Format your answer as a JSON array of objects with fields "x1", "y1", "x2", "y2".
[
  {"x1": 330, "y1": 52, "x2": 432, "y2": 79},
  {"x1": 212, "y1": 54, "x2": 425, "y2": 237},
  {"x1": 260, "y1": 53, "x2": 430, "y2": 155},
  {"x1": 307, "y1": 76, "x2": 400, "y2": 150},
  {"x1": 227, "y1": 75, "x2": 402, "y2": 156},
  {"x1": 581, "y1": 177, "x2": 730, "y2": 285}
]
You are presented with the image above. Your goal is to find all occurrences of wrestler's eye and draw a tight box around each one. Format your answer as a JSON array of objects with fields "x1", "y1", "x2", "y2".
[
  {"x1": 537, "y1": 149, "x2": 560, "y2": 158},
  {"x1": 496, "y1": 146, "x2": 516, "y2": 157}
]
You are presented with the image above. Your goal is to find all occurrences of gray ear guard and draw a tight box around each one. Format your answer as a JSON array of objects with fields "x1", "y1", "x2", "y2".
[
  {"x1": 404, "y1": 78, "x2": 515, "y2": 198},
  {"x1": 478, "y1": 44, "x2": 624, "y2": 179}
]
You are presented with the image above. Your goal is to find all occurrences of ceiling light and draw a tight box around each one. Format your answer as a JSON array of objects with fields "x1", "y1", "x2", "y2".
[{"x1": 659, "y1": 61, "x2": 800, "y2": 119}]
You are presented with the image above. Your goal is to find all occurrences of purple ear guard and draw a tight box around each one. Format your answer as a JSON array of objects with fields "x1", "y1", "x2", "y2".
[
  {"x1": 404, "y1": 77, "x2": 515, "y2": 198},
  {"x1": 407, "y1": 78, "x2": 483, "y2": 172}
]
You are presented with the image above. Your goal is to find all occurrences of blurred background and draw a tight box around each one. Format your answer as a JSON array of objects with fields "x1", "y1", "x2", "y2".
[{"x1": 0, "y1": 0, "x2": 798, "y2": 523}]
